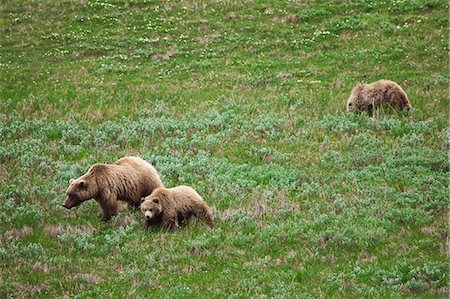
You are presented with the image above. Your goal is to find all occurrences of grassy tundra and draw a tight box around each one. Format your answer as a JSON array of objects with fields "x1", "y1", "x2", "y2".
[{"x1": 0, "y1": 0, "x2": 448, "y2": 297}]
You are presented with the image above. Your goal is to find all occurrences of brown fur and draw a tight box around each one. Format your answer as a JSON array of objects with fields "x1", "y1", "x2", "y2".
[
  {"x1": 140, "y1": 186, "x2": 214, "y2": 230},
  {"x1": 346, "y1": 79, "x2": 412, "y2": 112},
  {"x1": 63, "y1": 157, "x2": 164, "y2": 221}
]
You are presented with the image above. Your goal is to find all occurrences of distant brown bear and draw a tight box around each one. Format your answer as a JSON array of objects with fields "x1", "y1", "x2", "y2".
[
  {"x1": 63, "y1": 157, "x2": 164, "y2": 221},
  {"x1": 346, "y1": 79, "x2": 412, "y2": 113},
  {"x1": 140, "y1": 186, "x2": 214, "y2": 230}
]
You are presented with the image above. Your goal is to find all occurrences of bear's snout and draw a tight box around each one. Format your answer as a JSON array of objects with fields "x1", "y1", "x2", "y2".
[
  {"x1": 63, "y1": 197, "x2": 75, "y2": 209},
  {"x1": 144, "y1": 211, "x2": 153, "y2": 219}
]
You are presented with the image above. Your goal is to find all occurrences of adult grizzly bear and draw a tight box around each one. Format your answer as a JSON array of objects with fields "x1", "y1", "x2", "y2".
[
  {"x1": 346, "y1": 79, "x2": 412, "y2": 113},
  {"x1": 63, "y1": 157, "x2": 164, "y2": 221},
  {"x1": 140, "y1": 186, "x2": 214, "y2": 230}
]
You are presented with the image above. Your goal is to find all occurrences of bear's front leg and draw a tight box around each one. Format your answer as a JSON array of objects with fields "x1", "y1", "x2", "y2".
[
  {"x1": 144, "y1": 220, "x2": 154, "y2": 231},
  {"x1": 162, "y1": 214, "x2": 179, "y2": 231},
  {"x1": 96, "y1": 197, "x2": 118, "y2": 221},
  {"x1": 167, "y1": 220, "x2": 179, "y2": 231}
]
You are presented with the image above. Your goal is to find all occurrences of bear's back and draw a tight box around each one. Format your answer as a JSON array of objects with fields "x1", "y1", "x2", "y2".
[
  {"x1": 116, "y1": 156, "x2": 147, "y2": 168},
  {"x1": 170, "y1": 185, "x2": 204, "y2": 203},
  {"x1": 116, "y1": 157, "x2": 162, "y2": 184},
  {"x1": 112, "y1": 157, "x2": 164, "y2": 203}
]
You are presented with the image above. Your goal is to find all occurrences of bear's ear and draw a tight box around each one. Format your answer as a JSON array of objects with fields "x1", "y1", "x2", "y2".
[
  {"x1": 69, "y1": 179, "x2": 74, "y2": 184},
  {"x1": 78, "y1": 179, "x2": 87, "y2": 188},
  {"x1": 152, "y1": 198, "x2": 159, "y2": 204},
  {"x1": 140, "y1": 197, "x2": 145, "y2": 204}
]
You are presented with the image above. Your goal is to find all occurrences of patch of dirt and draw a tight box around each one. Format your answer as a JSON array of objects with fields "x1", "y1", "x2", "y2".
[
  {"x1": 131, "y1": 83, "x2": 158, "y2": 92},
  {"x1": 273, "y1": 202, "x2": 301, "y2": 214},
  {"x1": 11, "y1": 191, "x2": 23, "y2": 205},
  {"x1": 196, "y1": 33, "x2": 221, "y2": 44},
  {"x1": 219, "y1": 195, "x2": 302, "y2": 220},
  {"x1": 152, "y1": 51, "x2": 177, "y2": 61},
  {"x1": 331, "y1": 80, "x2": 344, "y2": 89},
  {"x1": 264, "y1": 7, "x2": 274, "y2": 14},
  {"x1": 358, "y1": 251, "x2": 378, "y2": 263},
  {"x1": 32, "y1": 262, "x2": 50, "y2": 273},
  {"x1": 114, "y1": 215, "x2": 136, "y2": 228},
  {"x1": 277, "y1": 72, "x2": 292, "y2": 79},
  {"x1": 92, "y1": 110, "x2": 104, "y2": 120},
  {"x1": 0, "y1": 164, "x2": 9, "y2": 184},
  {"x1": 76, "y1": 273, "x2": 102, "y2": 285},
  {"x1": 19, "y1": 283, "x2": 49, "y2": 298},
  {"x1": 3, "y1": 226, "x2": 33, "y2": 239},
  {"x1": 374, "y1": 65, "x2": 385, "y2": 72},
  {"x1": 272, "y1": 15, "x2": 299, "y2": 24},
  {"x1": 118, "y1": 201, "x2": 131, "y2": 211},
  {"x1": 318, "y1": 234, "x2": 331, "y2": 249},
  {"x1": 439, "y1": 141, "x2": 449, "y2": 151},
  {"x1": 73, "y1": 49, "x2": 108, "y2": 58},
  {"x1": 398, "y1": 228, "x2": 411, "y2": 237},
  {"x1": 436, "y1": 287, "x2": 448, "y2": 295},
  {"x1": 190, "y1": 247, "x2": 210, "y2": 257},
  {"x1": 180, "y1": 265, "x2": 201, "y2": 275},
  {"x1": 71, "y1": 224, "x2": 96, "y2": 234},
  {"x1": 225, "y1": 12, "x2": 237, "y2": 20},
  {"x1": 44, "y1": 224, "x2": 96, "y2": 237},
  {"x1": 420, "y1": 226, "x2": 436, "y2": 236},
  {"x1": 254, "y1": 203, "x2": 266, "y2": 219},
  {"x1": 219, "y1": 208, "x2": 246, "y2": 220},
  {"x1": 321, "y1": 254, "x2": 337, "y2": 264},
  {"x1": 43, "y1": 224, "x2": 66, "y2": 237},
  {"x1": 1, "y1": 289, "x2": 8, "y2": 298}
]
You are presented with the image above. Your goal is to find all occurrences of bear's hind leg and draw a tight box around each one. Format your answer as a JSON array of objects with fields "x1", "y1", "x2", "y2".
[
  {"x1": 193, "y1": 202, "x2": 214, "y2": 227},
  {"x1": 162, "y1": 213, "x2": 179, "y2": 230}
]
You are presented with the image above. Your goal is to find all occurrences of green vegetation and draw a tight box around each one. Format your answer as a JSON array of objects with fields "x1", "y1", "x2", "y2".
[{"x1": 1, "y1": 0, "x2": 448, "y2": 297}]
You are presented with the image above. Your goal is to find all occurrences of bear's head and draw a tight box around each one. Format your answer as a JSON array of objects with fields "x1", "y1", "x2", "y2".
[
  {"x1": 140, "y1": 196, "x2": 163, "y2": 221},
  {"x1": 346, "y1": 96, "x2": 355, "y2": 112},
  {"x1": 63, "y1": 177, "x2": 98, "y2": 209},
  {"x1": 347, "y1": 92, "x2": 362, "y2": 112},
  {"x1": 346, "y1": 84, "x2": 365, "y2": 112}
]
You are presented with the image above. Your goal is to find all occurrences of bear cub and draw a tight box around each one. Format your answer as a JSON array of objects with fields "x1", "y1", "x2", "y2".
[
  {"x1": 140, "y1": 186, "x2": 214, "y2": 230},
  {"x1": 347, "y1": 79, "x2": 412, "y2": 113},
  {"x1": 63, "y1": 156, "x2": 164, "y2": 221}
]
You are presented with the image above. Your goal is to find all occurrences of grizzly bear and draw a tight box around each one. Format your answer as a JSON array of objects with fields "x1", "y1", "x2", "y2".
[
  {"x1": 140, "y1": 186, "x2": 214, "y2": 230},
  {"x1": 63, "y1": 156, "x2": 164, "y2": 221},
  {"x1": 346, "y1": 79, "x2": 412, "y2": 112}
]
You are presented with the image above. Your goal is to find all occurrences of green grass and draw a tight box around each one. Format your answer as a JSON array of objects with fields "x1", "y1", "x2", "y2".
[{"x1": 0, "y1": 0, "x2": 448, "y2": 297}]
